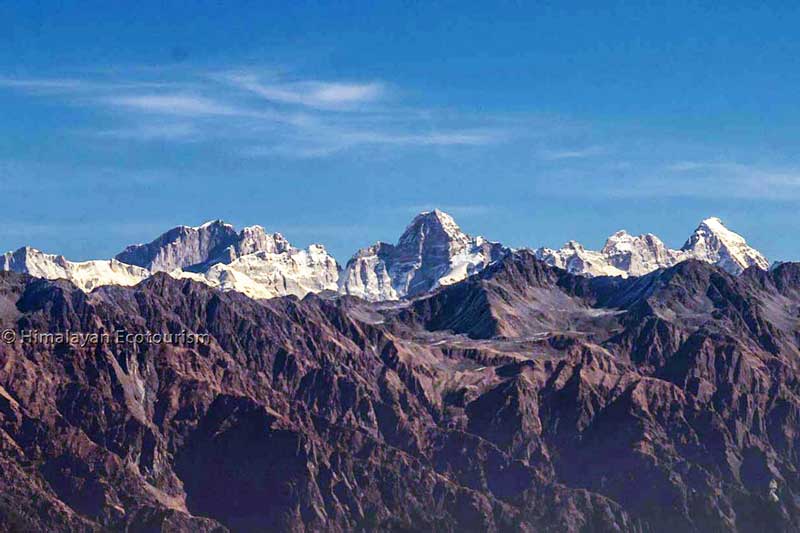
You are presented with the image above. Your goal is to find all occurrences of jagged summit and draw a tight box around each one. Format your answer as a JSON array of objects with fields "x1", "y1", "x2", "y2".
[
  {"x1": 192, "y1": 218, "x2": 234, "y2": 231},
  {"x1": 339, "y1": 209, "x2": 508, "y2": 301},
  {"x1": 535, "y1": 216, "x2": 768, "y2": 278},
  {"x1": 114, "y1": 221, "x2": 338, "y2": 299},
  {"x1": 600, "y1": 230, "x2": 676, "y2": 276},
  {"x1": 2, "y1": 232, "x2": 800, "y2": 531},
  {"x1": 115, "y1": 219, "x2": 241, "y2": 272},
  {"x1": 398, "y1": 209, "x2": 471, "y2": 247},
  {"x1": 681, "y1": 216, "x2": 769, "y2": 274},
  {"x1": 0, "y1": 221, "x2": 339, "y2": 300},
  {"x1": 0, "y1": 212, "x2": 772, "y2": 301}
]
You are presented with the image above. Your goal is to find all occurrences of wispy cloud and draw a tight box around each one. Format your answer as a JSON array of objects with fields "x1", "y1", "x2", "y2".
[
  {"x1": 372, "y1": 131, "x2": 502, "y2": 146},
  {"x1": 0, "y1": 76, "x2": 178, "y2": 93},
  {"x1": 0, "y1": 69, "x2": 505, "y2": 158},
  {"x1": 106, "y1": 94, "x2": 244, "y2": 116},
  {"x1": 517, "y1": 156, "x2": 800, "y2": 202},
  {"x1": 243, "y1": 128, "x2": 503, "y2": 159},
  {"x1": 665, "y1": 160, "x2": 745, "y2": 172},
  {"x1": 223, "y1": 72, "x2": 384, "y2": 110},
  {"x1": 661, "y1": 159, "x2": 800, "y2": 191},
  {"x1": 95, "y1": 122, "x2": 200, "y2": 142},
  {"x1": 0, "y1": 78, "x2": 92, "y2": 91},
  {"x1": 590, "y1": 160, "x2": 800, "y2": 200},
  {"x1": 539, "y1": 145, "x2": 606, "y2": 160}
]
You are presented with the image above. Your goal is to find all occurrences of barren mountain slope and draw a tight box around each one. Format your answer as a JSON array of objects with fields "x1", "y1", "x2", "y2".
[{"x1": 1, "y1": 254, "x2": 799, "y2": 531}]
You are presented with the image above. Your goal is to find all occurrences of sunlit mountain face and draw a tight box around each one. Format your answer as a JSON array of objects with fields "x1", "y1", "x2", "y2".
[{"x1": 1, "y1": 214, "x2": 798, "y2": 530}]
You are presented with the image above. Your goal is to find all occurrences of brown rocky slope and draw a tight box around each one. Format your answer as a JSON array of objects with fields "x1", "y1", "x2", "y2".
[{"x1": 1, "y1": 251, "x2": 799, "y2": 531}]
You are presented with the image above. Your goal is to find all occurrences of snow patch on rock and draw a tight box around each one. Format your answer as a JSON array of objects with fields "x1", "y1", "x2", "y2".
[
  {"x1": 1, "y1": 247, "x2": 150, "y2": 291},
  {"x1": 174, "y1": 243, "x2": 340, "y2": 300},
  {"x1": 681, "y1": 217, "x2": 769, "y2": 274},
  {"x1": 2, "y1": 213, "x2": 768, "y2": 300},
  {"x1": 340, "y1": 209, "x2": 508, "y2": 301},
  {"x1": 534, "y1": 217, "x2": 768, "y2": 278}
]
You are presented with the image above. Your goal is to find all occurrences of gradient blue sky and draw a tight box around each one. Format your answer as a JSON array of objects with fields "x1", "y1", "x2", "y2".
[{"x1": 1, "y1": 1, "x2": 799, "y2": 262}]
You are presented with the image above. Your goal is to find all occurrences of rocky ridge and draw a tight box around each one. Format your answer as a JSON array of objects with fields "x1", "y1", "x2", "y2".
[
  {"x1": 535, "y1": 216, "x2": 768, "y2": 278},
  {"x1": 339, "y1": 209, "x2": 508, "y2": 301},
  {"x1": 1, "y1": 213, "x2": 771, "y2": 303},
  {"x1": 3, "y1": 221, "x2": 340, "y2": 301},
  {"x1": 1, "y1": 251, "x2": 799, "y2": 531}
]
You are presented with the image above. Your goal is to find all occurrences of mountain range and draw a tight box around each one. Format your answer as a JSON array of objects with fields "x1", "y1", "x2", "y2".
[
  {"x1": 0, "y1": 211, "x2": 771, "y2": 302},
  {"x1": 535, "y1": 216, "x2": 769, "y2": 277},
  {"x1": 1, "y1": 241, "x2": 799, "y2": 531}
]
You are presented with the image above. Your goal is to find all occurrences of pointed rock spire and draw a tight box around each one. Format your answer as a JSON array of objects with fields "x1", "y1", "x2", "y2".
[
  {"x1": 681, "y1": 217, "x2": 769, "y2": 274},
  {"x1": 340, "y1": 209, "x2": 507, "y2": 301}
]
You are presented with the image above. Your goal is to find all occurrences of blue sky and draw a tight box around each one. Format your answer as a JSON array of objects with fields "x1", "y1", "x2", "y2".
[{"x1": 1, "y1": 1, "x2": 799, "y2": 262}]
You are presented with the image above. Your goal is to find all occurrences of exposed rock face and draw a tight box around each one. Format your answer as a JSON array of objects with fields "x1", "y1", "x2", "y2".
[
  {"x1": 1, "y1": 222, "x2": 340, "y2": 301},
  {"x1": 601, "y1": 230, "x2": 679, "y2": 276},
  {"x1": 340, "y1": 209, "x2": 508, "y2": 301},
  {"x1": 115, "y1": 220, "x2": 242, "y2": 272},
  {"x1": 2, "y1": 252, "x2": 800, "y2": 531},
  {"x1": 2, "y1": 213, "x2": 770, "y2": 303},
  {"x1": 118, "y1": 220, "x2": 341, "y2": 300},
  {"x1": 535, "y1": 217, "x2": 768, "y2": 278},
  {"x1": 681, "y1": 216, "x2": 770, "y2": 274}
]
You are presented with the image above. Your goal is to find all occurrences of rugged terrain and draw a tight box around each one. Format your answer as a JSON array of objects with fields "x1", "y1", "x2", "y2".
[
  {"x1": 1, "y1": 212, "x2": 769, "y2": 303},
  {"x1": 1, "y1": 247, "x2": 799, "y2": 532},
  {"x1": 534, "y1": 217, "x2": 769, "y2": 277},
  {"x1": 339, "y1": 209, "x2": 508, "y2": 301}
]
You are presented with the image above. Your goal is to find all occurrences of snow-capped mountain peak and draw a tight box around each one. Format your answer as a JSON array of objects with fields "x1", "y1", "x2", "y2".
[
  {"x1": 113, "y1": 221, "x2": 340, "y2": 299},
  {"x1": 172, "y1": 240, "x2": 340, "y2": 300},
  {"x1": 534, "y1": 242, "x2": 625, "y2": 277},
  {"x1": 681, "y1": 217, "x2": 769, "y2": 274},
  {"x1": 193, "y1": 219, "x2": 235, "y2": 231},
  {"x1": 115, "y1": 220, "x2": 241, "y2": 272},
  {"x1": 599, "y1": 230, "x2": 676, "y2": 276},
  {"x1": 1, "y1": 246, "x2": 150, "y2": 291},
  {"x1": 340, "y1": 210, "x2": 507, "y2": 301},
  {"x1": 564, "y1": 240, "x2": 586, "y2": 252},
  {"x1": 535, "y1": 216, "x2": 769, "y2": 279},
  {"x1": 0, "y1": 220, "x2": 341, "y2": 300},
  {"x1": 397, "y1": 209, "x2": 471, "y2": 250},
  {"x1": 228, "y1": 225, "x2": 292, "y2": 258},
  {"x1": 1, "y1": 212, "x2": 771, "y2": 302}
]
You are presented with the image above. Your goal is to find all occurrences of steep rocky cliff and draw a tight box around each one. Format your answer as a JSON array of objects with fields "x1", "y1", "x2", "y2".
[{"x1": 0, "y1": 252, "x2": 798, "y2": 531}]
